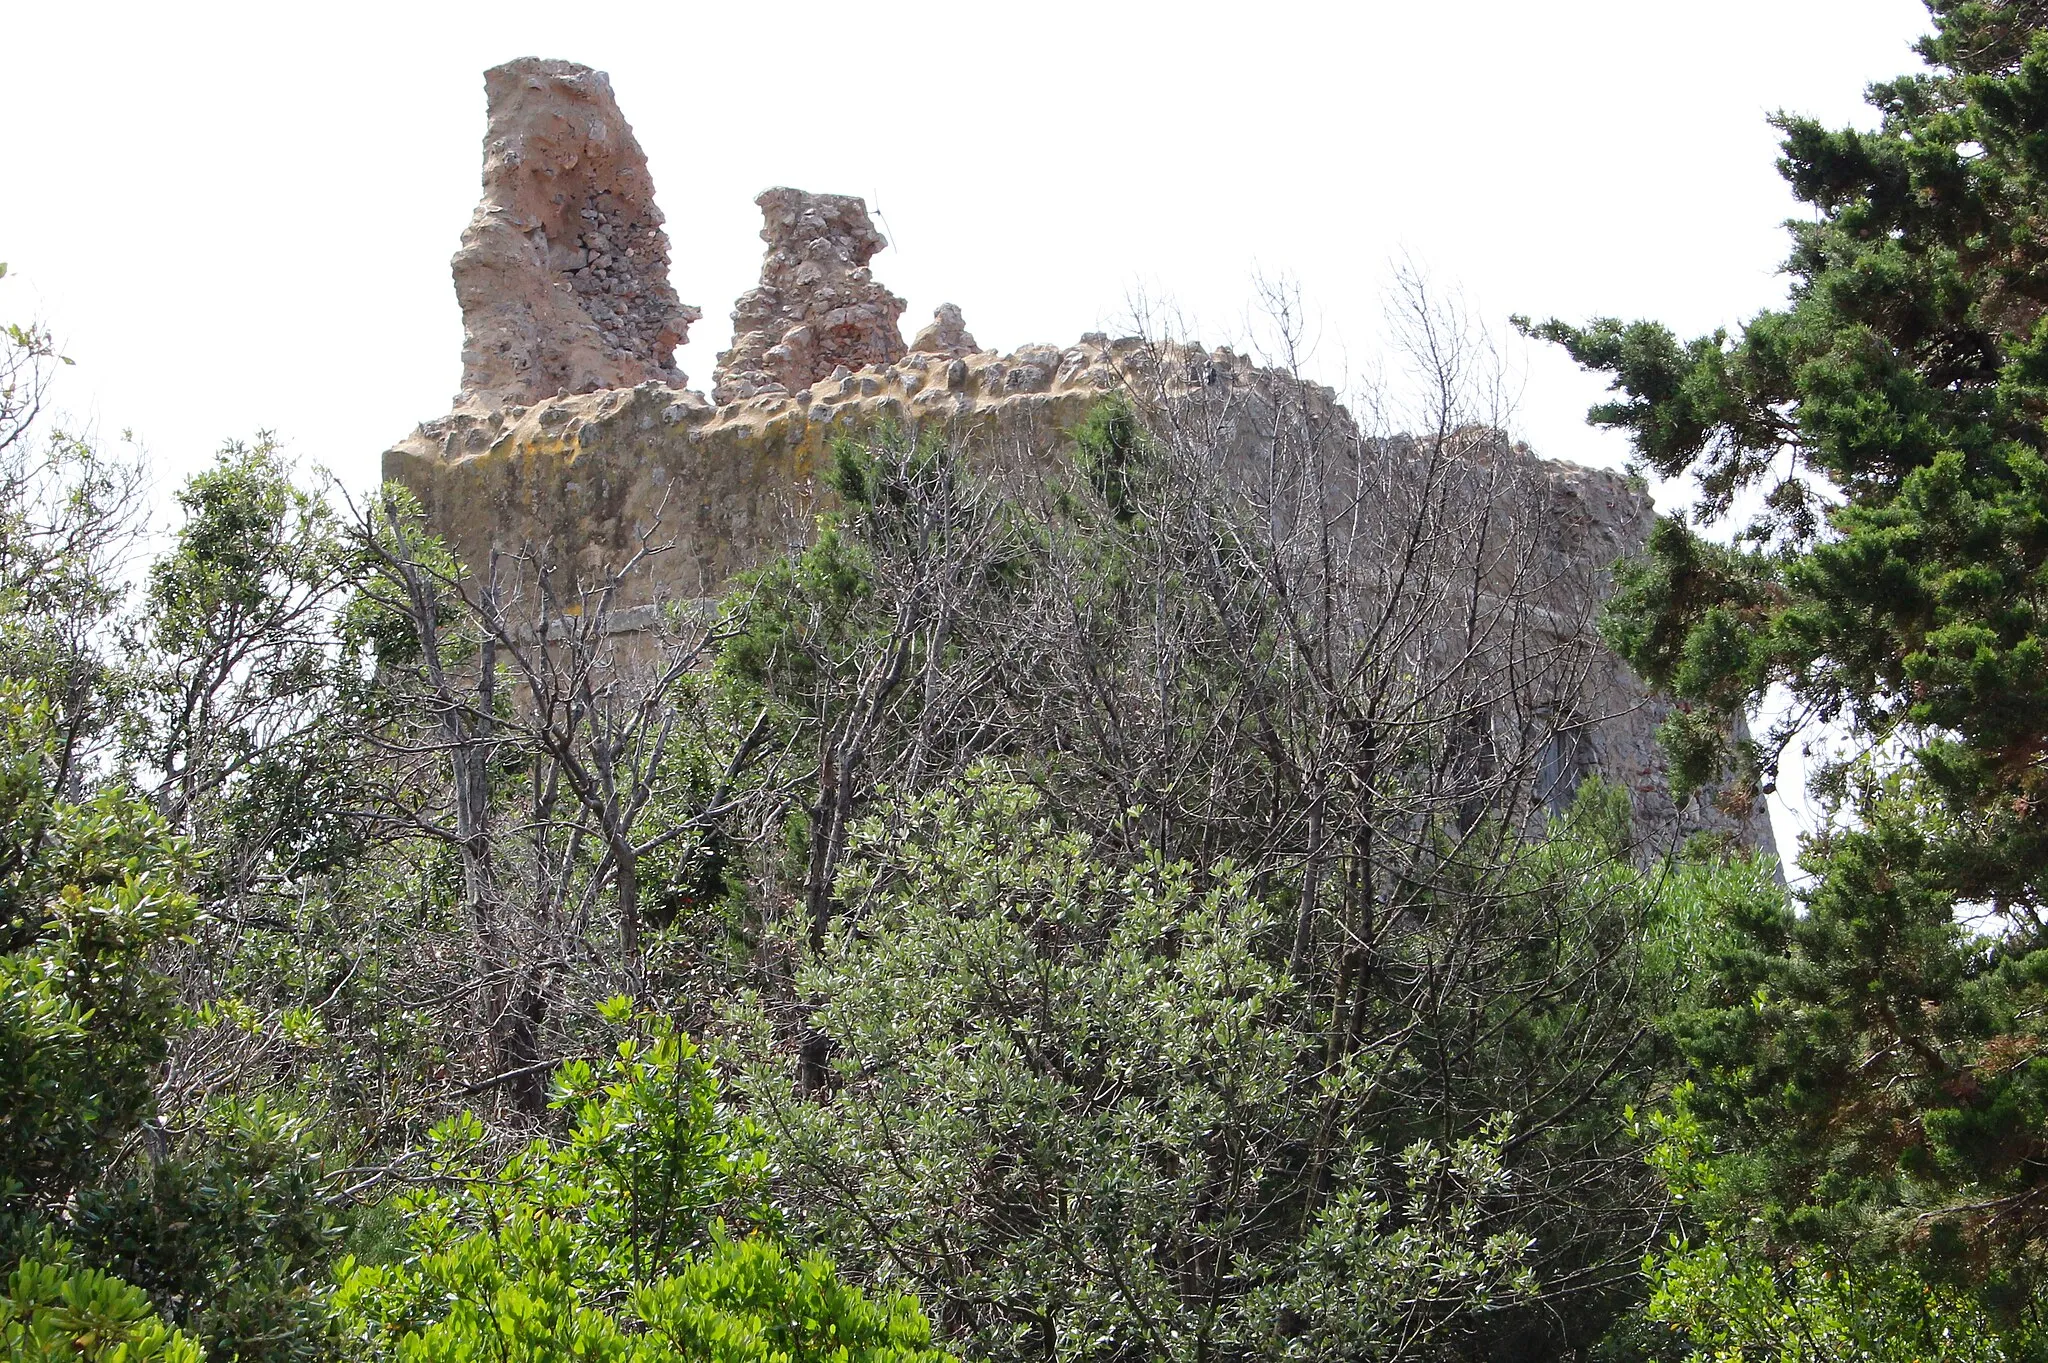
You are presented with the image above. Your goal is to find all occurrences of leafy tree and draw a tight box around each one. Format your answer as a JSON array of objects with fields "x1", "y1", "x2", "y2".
[
  {"x1": 740, "y1": 771, "x2": 1677, "y2": 1361},
  {"x1": 333, "y1": 1004, "x2": 948, "y2": 1363},
  {"x1": 1527, "y1": 0, "x2": 2048, "y2": 1302},
  {"x1": 126, "y1": 439, "x2": 360, "y2": 862},
  {"x1": 0, "y1": 289, "x2": 359, "y2": 1361},
  {"x1": 1645, "y1": 1233, "x2": 2023, "y2": 1363},
  {"x1": 0, "y1": 661, "x2": 342, "y2": 1362},
  {"x1": 0, "y1": 684, "x2": 195, "y2": 1235}
]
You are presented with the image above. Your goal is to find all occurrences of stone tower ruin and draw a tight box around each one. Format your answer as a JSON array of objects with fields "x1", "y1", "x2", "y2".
[{"x1": 385, "y1": 57, "x2": 1775, "y2": 857}]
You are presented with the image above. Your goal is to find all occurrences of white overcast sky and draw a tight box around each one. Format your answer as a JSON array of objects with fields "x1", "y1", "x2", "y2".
[{"x1": 4, "y1": 0, "x2": 1935, "y2": 865}]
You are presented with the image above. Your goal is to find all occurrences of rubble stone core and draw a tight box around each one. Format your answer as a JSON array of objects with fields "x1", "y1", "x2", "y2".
[
  {"x1": 452, "y1": 58, "x2": 700, "y2": 410},
  {"x1": 711, "y1": 188, "x2": 908, "y2": 404}
]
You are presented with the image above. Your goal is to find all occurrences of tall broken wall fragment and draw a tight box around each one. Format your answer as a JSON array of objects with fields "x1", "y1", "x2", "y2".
[
  {"x1": 453, "y1": 58, "x2": 700, "y2": 409},
  {"x1": 711, "y1": 189, "x2": 908, "y2": 404}
]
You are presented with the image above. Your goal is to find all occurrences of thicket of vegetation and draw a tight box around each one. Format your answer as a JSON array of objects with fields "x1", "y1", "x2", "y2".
[{"x1": 9, "y1": 2, "x2": 2048, "y2": 1356}]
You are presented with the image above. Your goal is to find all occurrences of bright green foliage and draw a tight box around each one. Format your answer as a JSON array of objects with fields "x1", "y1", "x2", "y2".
[
  {"x1": 0, "y1": 685, "x2": 195, "y2": 1232},
  {"x1": 1636, "y1": 1095, "x2": 2046, "y2": 1362},
  {"x1": 1636, "y1": 845, "x2": 1787, "y2": 998},
  {"x1": 1647, "y1": 1237, "x2": 2020, "y2": 1363},
  {"x1": 334, "y1": 1009, "x2": 948, "y2": 1363},
  {"x1": 628, "y1": 1242, "x2": 942, "y2": 1363},
  {"x1": 1529, "y1": 0, "x2": 2048, "y2": 1288},
  {"x1": 339, "y1": 1228, "x2": 941, "y2": 1363},
  {"x1": 0, "y1": 1253, "x2": 203, "y2": 1363}
]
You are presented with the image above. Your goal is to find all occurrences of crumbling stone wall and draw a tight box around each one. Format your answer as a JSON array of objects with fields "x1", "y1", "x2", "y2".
[
  {"x1": 388, "y1": 332, "x2": 1773, "y2": 854},
  {"x1": 711, "y1": 189, "x2": 907, "y2": 404},
  {"x1": 453, "y1": 58, "x2": 700, "y2": 409}
]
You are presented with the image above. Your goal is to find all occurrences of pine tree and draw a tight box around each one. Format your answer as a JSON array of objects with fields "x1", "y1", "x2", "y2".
[{"x1": 1528, "y1": 0, "x2": 2048, "y2": 1295}]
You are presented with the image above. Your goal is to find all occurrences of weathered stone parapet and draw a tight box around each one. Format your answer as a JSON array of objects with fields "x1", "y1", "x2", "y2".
[
  {"x1": 387, "y1": 337, "x2": 1140, "y2": 608},
  {"x1": 388, "y1": 333, "x2": 1558, "y2": 608},
  {"x1": 452, "y1": 58, "x2": 699, "y2": 410},
  {"x1": 711, "y1": 188, "x2": 907, "y2": 404}
]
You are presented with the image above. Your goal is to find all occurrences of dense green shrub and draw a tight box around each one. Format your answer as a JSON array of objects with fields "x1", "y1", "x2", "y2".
[
  {"x1": 0, "y1": 685, "x2": 195, "y2": 1238},
  {"x1": 0, "y1": 1251, "x2": 202, "y2": 1363},
  {"x1": 744, "y1": 772, "x2": 1579, "y2": 1360},
  {"x1": 334, "y1": 1005, "x2": 949, "y2": 1363}
]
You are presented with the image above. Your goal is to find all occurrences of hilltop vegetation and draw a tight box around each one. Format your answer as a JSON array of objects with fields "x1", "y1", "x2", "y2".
[{"x1": 10, "y1": 1, "x2": 2048, "y2": 1357}]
